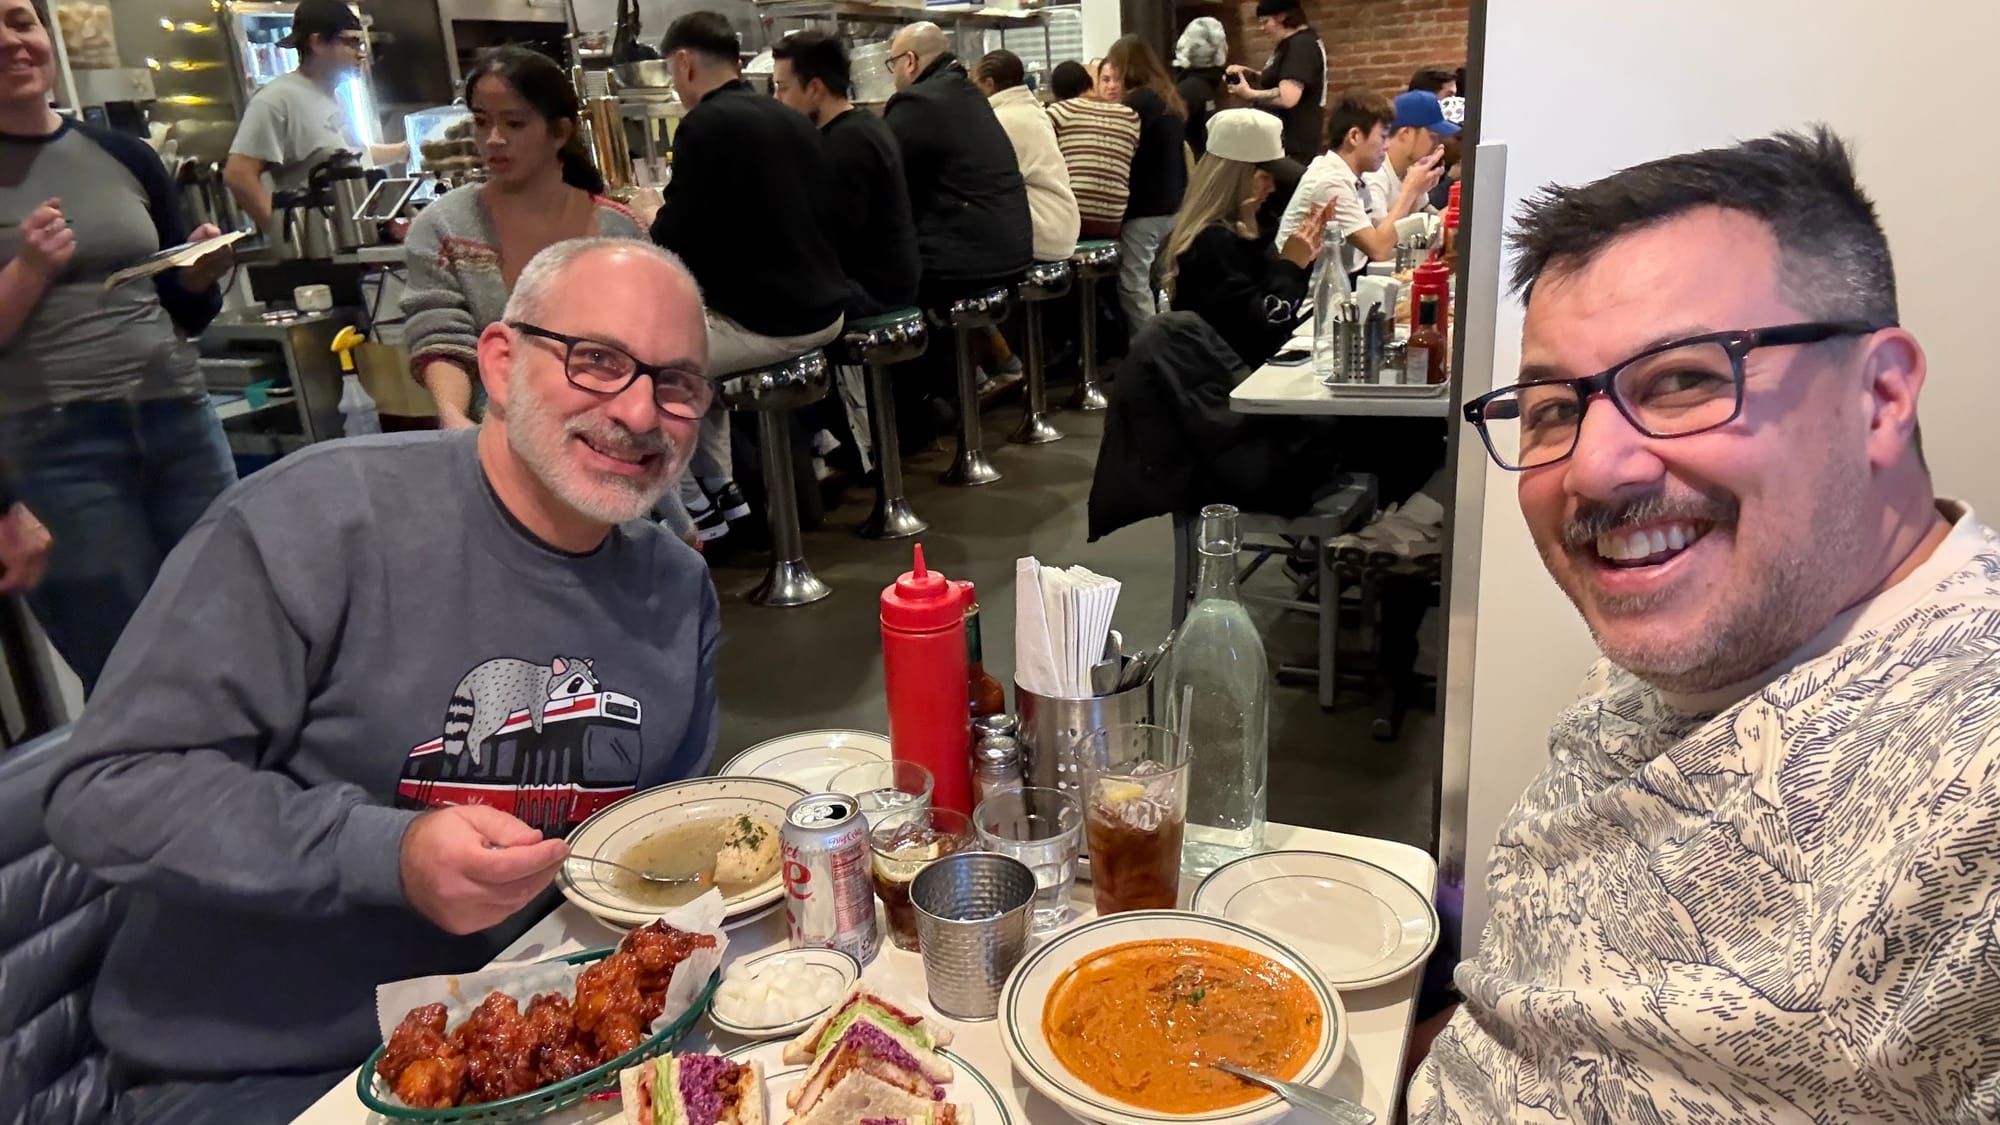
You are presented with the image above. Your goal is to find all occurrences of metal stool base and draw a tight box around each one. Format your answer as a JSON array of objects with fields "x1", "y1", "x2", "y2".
[
  {"x1": 1072, "y1": 383, "x2": 1110, "y2": 411},
  {"x1": 943, "y1": 448, "x2": 1002, "y2": 486},
  {"x1": 748, "y1": 402, "x2": 830, "y2": 608},
  {"x1": 750, "y1": 558, "x2": 831, "y2": 607},
  {"x1": 860, "y1": 496, "x2": 928, "y2": 539},
  {"x1": 1009, "y1": 413, "x2": 1064, "y2": 444}
]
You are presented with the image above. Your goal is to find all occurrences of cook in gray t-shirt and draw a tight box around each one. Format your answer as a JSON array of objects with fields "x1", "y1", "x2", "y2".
[{"x1": 228, "y1": 69, "x2": 358, "y2": 195}]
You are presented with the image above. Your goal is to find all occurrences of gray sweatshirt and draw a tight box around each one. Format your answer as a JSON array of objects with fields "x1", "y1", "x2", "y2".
[{"x1": 42, "y1": 429, "x2": 719, "y2": 1077}]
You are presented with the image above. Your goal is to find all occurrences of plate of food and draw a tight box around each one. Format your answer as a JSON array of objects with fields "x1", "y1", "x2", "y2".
[
  {"x1": 1191, "y1": 850, "x2": 1439, "y2": 990},
  {"x1": 715, "y1": 985, "x2": 1009, "y2": 1124},
  {"x1": 717, "y1": 730, "x2": 890, "y2": 793},
  {"x1": 560, "y1": 776, "x2": 805, "y2": 928},
  {"x1": 707, "y1": 947, "x2": 861, "y2": 1039},
  {"x1": 360, "y1": 919, "x2": 723, "y2": 1122},
  {"x1": 999, "y1": 911, "x2": 1345, "y2": 1125}
]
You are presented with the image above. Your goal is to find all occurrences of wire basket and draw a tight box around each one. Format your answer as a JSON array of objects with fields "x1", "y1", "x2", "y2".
[{"x1": 357, "y1": 946, "x2": 721, "y2": 1123}]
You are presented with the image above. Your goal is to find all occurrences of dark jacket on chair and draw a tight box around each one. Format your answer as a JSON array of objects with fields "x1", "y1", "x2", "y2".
[
  {"x1": 883, "y1": 54, "x2": 1033, "y2": 289},
  {"x1": 1, "y1": 727, "x2": 119, "y2": 1125},
  {"x1": 652, "y1": 78, "x2": 849, "y2": 338},
  {"x1": 1088, "y1": 313, "x2": 1340, "y2": 540}
]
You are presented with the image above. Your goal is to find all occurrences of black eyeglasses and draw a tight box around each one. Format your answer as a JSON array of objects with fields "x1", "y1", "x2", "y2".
[
  {"x1": 508, "y1": 322, "x2": 712, "y2": 420},
  {"x1": 1462, "y1": 321, "x2": 1887, "y2": 471}
]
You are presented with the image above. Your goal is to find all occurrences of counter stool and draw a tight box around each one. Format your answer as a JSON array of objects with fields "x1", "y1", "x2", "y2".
[
  {"x1": 1009, "y1": 259, "x2": 1073, "y2": 445},
  {"x1": 1069, "y1": 240, "x2": 1121, "y2": 411},
  {"x1": 831, "y1": 308, "x2": 929, "y2": 539},
  {"x1": 938, "y1": 286, "x2": 1013, "y2": 487},
  {"x1": 719, "y1": 349, "x2": 834, "y2": 607}
]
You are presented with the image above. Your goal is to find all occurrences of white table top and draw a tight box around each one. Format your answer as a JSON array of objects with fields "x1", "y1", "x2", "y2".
[
  {"x1": 1232, "y1": 361, "x2": 1453, "y2": 418},
  {"x1": 294, "y1": 823, "x2": 1437, "y2": 1125}
]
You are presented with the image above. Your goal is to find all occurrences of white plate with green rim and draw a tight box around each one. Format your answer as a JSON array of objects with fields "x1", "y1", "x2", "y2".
[
  {"x1": 559, "y1": 776, "x2": 804, "y2": 928},
  {"x1": 717, "y1": 729, "x2": 890, "y2": 793},
  {"x1": 721, "y1": 1037, "x2": 1014, "y2": 1125},
  {"x1": 998, "y1": 910, "x2": 1345, "y2": 1125},
  {"x1": 1191, "y1": 849, "x2": 1438, "y2": 990}
]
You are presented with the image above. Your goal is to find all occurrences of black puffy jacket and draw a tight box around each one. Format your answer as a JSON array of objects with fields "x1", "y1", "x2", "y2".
[{"x1": 883, "y1": 54, "x2": 1033, "y2": 288}]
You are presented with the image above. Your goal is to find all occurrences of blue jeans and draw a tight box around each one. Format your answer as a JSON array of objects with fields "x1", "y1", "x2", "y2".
[{"x1": 0, "y1": 395, "x2": 236, "y2": 691}]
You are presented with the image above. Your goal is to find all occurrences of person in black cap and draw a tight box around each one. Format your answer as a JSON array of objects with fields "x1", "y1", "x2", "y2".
[
  {"x1": 223, "y1": 0, "x2": 406, "y2": 232},
  {"x1": 1225, "y1": 0, "x2": 1326, "y2": 163}
]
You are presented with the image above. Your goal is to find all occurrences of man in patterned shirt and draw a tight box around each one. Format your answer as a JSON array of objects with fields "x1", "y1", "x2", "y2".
[{"x1": 1412, "y1": 128, "x2": 2000, "y2": 1122}]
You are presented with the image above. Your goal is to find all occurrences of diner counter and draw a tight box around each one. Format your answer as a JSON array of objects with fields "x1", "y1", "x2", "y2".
[{"x1": 293, "y1": 822, "x2": 1438, "y2": 1124}]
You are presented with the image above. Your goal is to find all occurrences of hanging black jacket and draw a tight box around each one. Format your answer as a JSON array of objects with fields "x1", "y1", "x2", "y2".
[
  {"x1": 1087, "y1": 312, "x2": 1341, "y2": 540},
  {"x1": 1169, "y1": 221, "x2": 1310, "y2": 369},
  {"x1": 883, "y1": 54, "x2": 1032, "y2": 288}
]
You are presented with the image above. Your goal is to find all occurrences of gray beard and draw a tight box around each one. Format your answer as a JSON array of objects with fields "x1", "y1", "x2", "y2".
[{"x1": 503, "y1": 368, "x2": 678, "y2": 525}]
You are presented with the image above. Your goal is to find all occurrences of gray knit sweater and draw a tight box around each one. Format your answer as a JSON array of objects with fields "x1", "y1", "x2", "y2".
[{"x1": 401, "y1": 184, "x2": 645, "y2": 383}]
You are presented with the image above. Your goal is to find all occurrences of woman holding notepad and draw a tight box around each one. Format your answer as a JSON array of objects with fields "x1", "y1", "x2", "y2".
[{"x1": 0, "y1": 0, "x2": 238, "y2": 690}]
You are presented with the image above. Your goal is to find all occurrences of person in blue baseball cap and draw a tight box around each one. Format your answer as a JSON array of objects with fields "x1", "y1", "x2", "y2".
[{"x1": 1364, "y1": 90, "x2": 1458, "y2": 216}]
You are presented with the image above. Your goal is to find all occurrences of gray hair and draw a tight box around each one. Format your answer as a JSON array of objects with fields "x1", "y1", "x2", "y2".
[{"x1": 502, "y1": 237, "x2": 702, "y2": 325}]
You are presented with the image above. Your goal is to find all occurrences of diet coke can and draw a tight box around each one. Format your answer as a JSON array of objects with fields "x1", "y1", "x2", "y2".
[{"x1": 781, "y1": 793, "x2": 880, "y2": 963}]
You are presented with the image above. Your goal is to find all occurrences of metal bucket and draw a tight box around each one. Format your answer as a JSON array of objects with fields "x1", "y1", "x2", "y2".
[{"x1": 1013, "y1": 680, "x2": 1152, "y2": 802}]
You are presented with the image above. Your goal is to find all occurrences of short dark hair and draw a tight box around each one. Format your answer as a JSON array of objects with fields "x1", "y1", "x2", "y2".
[
  {"x1": 974, "y1": 49, "x2": 1026, "y2": 92},
  {"x1": 1324, "y1": 89, "x2": 1393, "y2": 153},
  {"x1": 770, "y1": 29, "x2": 850, "y2": 98},
  {"x1": 1049, "y1": 60, "x2": 1093, "y2": 100},
  {"x1": 1508, "y1": 126, "x2": 1899, "y2": 330},
  {"x1": 661, "y1": 11, "x2": 739, "y2": 66},
  {"x1": 1407, "y1": 67, "x2": 1455, "y2": 94},
  {"x1": 1273, "y1": 8, "x2": 1308, "y2": 29}
]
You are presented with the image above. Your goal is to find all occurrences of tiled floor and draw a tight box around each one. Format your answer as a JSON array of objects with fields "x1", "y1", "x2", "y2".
[{"x1": 705, "y1": 403, "x2": 1442, "y2": 854}]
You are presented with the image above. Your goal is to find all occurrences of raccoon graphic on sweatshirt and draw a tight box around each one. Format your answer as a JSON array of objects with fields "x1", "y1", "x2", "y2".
[{"x1": 42, "y1": 428, "x2": 719, "y2": 1079}]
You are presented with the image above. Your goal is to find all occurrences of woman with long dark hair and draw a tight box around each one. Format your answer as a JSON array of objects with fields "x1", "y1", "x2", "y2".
[
  {"x1": 1101, "y1": 34, "x2": 1188, "y2": 336},
  {"x1": 403, "y1": 46, "x2": 644, "y2": 429}
]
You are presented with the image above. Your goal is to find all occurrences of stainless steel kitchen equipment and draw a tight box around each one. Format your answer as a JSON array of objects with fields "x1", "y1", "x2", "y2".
[{"x1": 200, "y1": 307, "x2": 359, "y2": 457}]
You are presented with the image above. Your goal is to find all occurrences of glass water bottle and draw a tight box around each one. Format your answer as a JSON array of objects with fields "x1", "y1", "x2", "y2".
[{"x1": 1163, "y1": 504, "x2": 1269, "y2": 876}]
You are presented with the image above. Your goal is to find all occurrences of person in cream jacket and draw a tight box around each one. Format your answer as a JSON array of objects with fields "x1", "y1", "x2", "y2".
[{"x1": 974, "y1": 50, "x2": 1080, "y2": 262}]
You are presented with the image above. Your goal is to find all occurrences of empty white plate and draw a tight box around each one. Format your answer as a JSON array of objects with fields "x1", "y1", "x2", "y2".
[
  {"x1": 717, "y1": 730, "x2": 890, "y2": 793},
  {"x1": 1191, "y1": 850, "x2": 1439, "y2": 990}
]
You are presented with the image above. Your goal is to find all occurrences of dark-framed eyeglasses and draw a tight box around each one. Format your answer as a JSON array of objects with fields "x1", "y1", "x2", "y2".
[
  {"x1": 333, "y1": 32, "x2": 367, "y2": 50},
  {"x1": 1462, "y1": 321, "x2": 1887, "y2": 471},
  {"x1": 507, "y1": 321, "x2": 712, "y2": 421},
  {"x1": 884, "y1": 50, "x2": 914, "y2": 73}
]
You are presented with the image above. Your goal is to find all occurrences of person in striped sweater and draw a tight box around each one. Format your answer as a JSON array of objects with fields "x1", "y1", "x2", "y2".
[{"x1": 1045, "y1": 60, "x2": 1140, "y2": 240}]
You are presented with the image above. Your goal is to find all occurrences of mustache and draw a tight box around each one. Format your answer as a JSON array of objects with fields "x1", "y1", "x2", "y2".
[
  {"x1": 566, "y1": 416, "x2": 677, "y2": 461},
  {"x1": 1561, "y1": 488, "x2": 1739, "y2": 549}
]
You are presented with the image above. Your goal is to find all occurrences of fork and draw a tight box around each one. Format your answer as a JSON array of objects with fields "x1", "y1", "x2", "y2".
[{"x1": 1211, "y1": 1061, "x2": 1375, "y2": 1125}]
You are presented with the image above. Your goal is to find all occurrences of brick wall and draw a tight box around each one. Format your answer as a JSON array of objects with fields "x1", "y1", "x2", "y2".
[{"x1": 1217, "y1": 0, "x2": 1469, "y2": 104}]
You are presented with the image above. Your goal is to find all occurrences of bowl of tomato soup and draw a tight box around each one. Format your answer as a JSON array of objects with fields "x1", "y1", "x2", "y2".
[{"x1": 999, "y1": 911, "x2": 1344, "y2": 1123}]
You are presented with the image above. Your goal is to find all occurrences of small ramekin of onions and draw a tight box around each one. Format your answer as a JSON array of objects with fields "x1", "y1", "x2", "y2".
[{"x1": 706, "y1": 946, "x2": 862, "y2": 1037}]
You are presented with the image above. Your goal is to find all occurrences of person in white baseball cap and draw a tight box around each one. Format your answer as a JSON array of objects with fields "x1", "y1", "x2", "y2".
[{"x1": 1157, "y1": 108, "x2": 1331, "y2": 366}]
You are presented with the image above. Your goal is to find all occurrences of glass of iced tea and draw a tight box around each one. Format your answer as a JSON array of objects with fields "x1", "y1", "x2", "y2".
[
  {"x1": 868, "y1": 805, "x2": 974, "y2": 951},
  {"x1": 1078, "y1": 724, "x2": 1190, "y2": 915}
]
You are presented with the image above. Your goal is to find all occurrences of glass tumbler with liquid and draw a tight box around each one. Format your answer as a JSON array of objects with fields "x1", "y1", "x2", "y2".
[
  {"x1": 1160, "y1": 504, "x2": 1269, "y2": 877},
  {"x1": 973, "y1": 786, "x2": 1083, "y2": 933},
  {"x1": 831, "y1": 760, "x2": 934, "y2": 829},
  {"x1": 1078, "y1": 724, "x2": 1190, "y2": 914},
  {"x1": 868, "y1": 805, "x2": 973, "y2": 951}
]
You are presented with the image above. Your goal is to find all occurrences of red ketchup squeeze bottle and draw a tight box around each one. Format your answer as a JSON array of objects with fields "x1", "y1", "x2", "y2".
[{"x1": 880, "y1": 544, "x2": 974, "y2": 815}]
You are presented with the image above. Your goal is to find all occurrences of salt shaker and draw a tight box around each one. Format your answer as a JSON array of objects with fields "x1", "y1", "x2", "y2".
[{"x1": 972, "y1": 734, "x2": 1024, "y2": 804}]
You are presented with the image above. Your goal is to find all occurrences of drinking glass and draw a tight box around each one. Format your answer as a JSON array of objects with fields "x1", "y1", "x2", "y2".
[
  {"x1": 974, "y1": 787, "x2": 1083, "y2": 933},
  {"x1": 1077, "y1": 724, "x2": 1190, "y2": 915},
  {"x1": 868, "y1": 806, "x2": 974, "y2": 951},
  {"x1": 832, "y1": 760, "x2": 934, "y2": 828}
]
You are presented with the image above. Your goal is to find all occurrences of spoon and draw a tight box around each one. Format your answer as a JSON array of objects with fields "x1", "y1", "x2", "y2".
[
  {"x1": 1211, "y1": 1061, "x2": 1375, "y2": 1125},
  {"x1": 567, "y1": 853, "x2": 717, "y2": 889}
]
